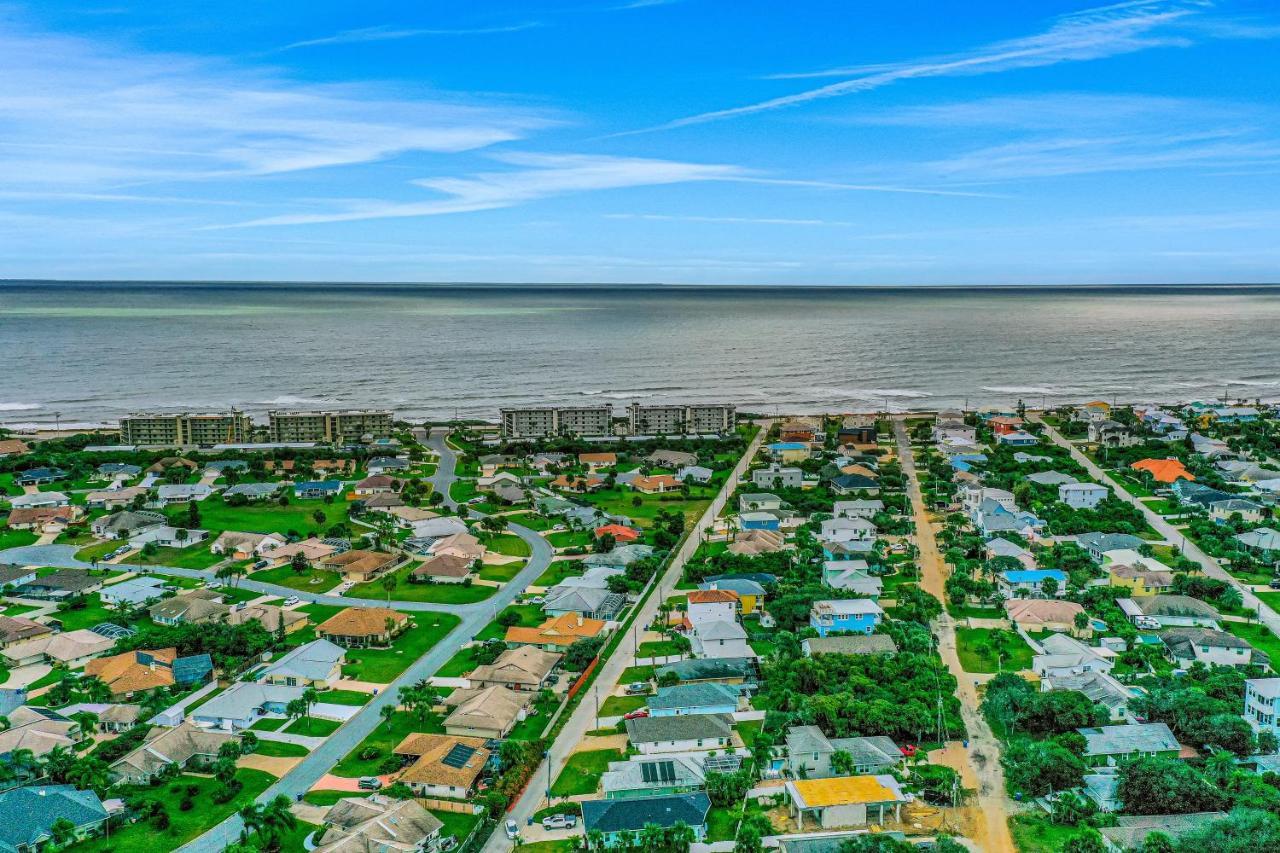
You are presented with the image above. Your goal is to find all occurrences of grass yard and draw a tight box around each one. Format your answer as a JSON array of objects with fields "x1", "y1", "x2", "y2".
[
  {"x1": 124, "y1": 543, "x2": 224, "y2": 569},
  {"x1": 316, "y1": 689, "x2": 373, "y2": 706},
  {"x1": 705, "y1": 804, "x2": 744, "y2": 843},
  {"x1": 599, "y1": 695, "x2": 647, "y2": 717},
  {"x1": 1141, "y1": 498, "x2": 1184, "y2": 516},
  {"x1": 1007, "y1": 814, "x2": 1083, "y2": 853},
  {"x1": 283, "y1": 716, "x2": 342, "y2": 737},
  {"x1": 954, "y1": 627, "x2": 1034, "y2": 674},
  {"x1": 546, "y1": 530, "x2": 592, "y2": 549},
  {"x1": 516, "y1": 842, "x2": 578, "y2": 853},
  {"x1": 340, "y1": 612, "x2": 461, "y2": 683},
  {"x1": 249, "y1": 717, "x2": 288, "y2": 732},
  {"x1": 0, "y1": 528, "x2": 38, "y2": 550},
  {"x1": 253, "y1": 739, "x2": 310, "y2": 758},
  {"x1": 1224, "y1": 620, "x2": 1280, "y2": 664},
  {"x1": 549, "y1": 748, "x2": 622, "y2": 796},
  {"x1": 637, "y1": 639, "x2": 685, "y2": 658},
  {"x1": 432, "y1": 809, "x2": 482, "y2": 843},
  {"x1": 618, "y1": 665, "x2": 655, "y2": 683},
  {"x1": 946, "y1": 601, "x2": 1006, "y2": 621},
  {"x1": 484, "y1": 533, "x2": 531, "y2": 557},
  {"x1": 437, "y1": 644, "x2": 484, "y2": 678},
  {"x1": 475, "y1": 604, "x2": 545, "y2": 641},
  {"x1": 302, "y1": 790, "x2": 362, "y2": 806},
  {"x1": 347, "y1": 564, "x2": 496, "y2": 603},
  {"x1": 250, "y1": 563, "x2": 342, "y2": 592},
  {"x1": 478, "y1": 560, "x2": 526, "y2": 583},
  {"x1": 68, "y1": 769, "x2": 274, "y2": 853},
  {"x1": 276, "y1": 819, "x2": 320, "y2": 853},
  {"x1": 734, "y1": 718, "x2": 762, "y2": 744},
  {"x1": 534, "y1": 560, "x2": 584, "y2": 587},
  {"x1": 74, "y1": 538, "x2": 120, "y2": 563},
  {"x1": 333, "y1": 710, "x2": 443, "y2": 777},
  {"x1": 49, "y1": 595, "x2": 119, "y2": 632},
  {"x1": 577, "y1": 487, "x2": 712, "y2": 529},
  {"x1": 504, "y1": 512, "x2": 557, "y2": 532},
  {"x1": 169, "y1": 497, "x2": 356, "y2": 538}
]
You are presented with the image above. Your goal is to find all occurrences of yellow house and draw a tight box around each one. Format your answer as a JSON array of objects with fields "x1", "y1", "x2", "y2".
[
  {"x1": 1107, "y1": 564, "x2": 1175, "y2": 596},
  {"x1": 768, "y1": 442, "x2": 811, "y2": 463},
  {"x1": 697, "y1": 580, "x2": 766, "y2": 616}
]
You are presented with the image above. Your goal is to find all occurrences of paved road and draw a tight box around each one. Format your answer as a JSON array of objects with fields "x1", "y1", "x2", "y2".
[
  {"x1": 425, "y1": 427, "x2": 461, "y2": 510},
  {"x1": 893, "y1": 419, "x2": 1016, "y2": 853},
  {"x1": 163, "y1": 430, "x2": 551, "y2": 852},
  {"x1": 482, "y1": 421, "x2": 771, "y2": 853},
  {"x1": 1033, "y1": 415, "x2": 1280, "y2": 638}
]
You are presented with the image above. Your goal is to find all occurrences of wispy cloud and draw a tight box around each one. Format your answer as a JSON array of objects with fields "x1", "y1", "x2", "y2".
[
  {"x1": 279, "y1": 22, "x2": 541, "y2": 51},
  {"x1": 607, "y1": 213, "x2": 858, "y2": 226},
  {"x1": 614, "y1": 0, "x2": 685, "y2": 9},
  {"x1": 0, "y1": 21, "x2": 554, "y2": 189},
  {"x1": 622, "y1": 1, "x2": 1244, "y2": 134},
  {"x1": 847, "y1": 92, "x2": 1238, "y2": 130}
]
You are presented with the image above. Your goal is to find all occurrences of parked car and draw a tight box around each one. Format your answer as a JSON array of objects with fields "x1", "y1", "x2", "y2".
[
  {"x1": 358, "y1": 777, "x2": 382, "y2": 790},
  {"x1": 899, "y1": 744, "x2": 918, "y2": 758},
  {"x1": 1269, "y1": 578, "x2": 1280, "y2": 590},
  {"x1": 625, "y1": 682, "x2": 649, "y2": 695},
  {"x1": 284, "y1": 595, "x2": 300, "y2": 606},
  {"x1": 1134, "y1": 616, "x2": 1161, "y2": 630},
  {"x1": 252, "y1": 559, "x2": 269, "y2": 569},
  {"x1": 541, "y1": 814, "x2": 578, "y2": 830},
  {"x1": 505, "y1": 820, "x2": 520, "y2": 840},
  {"x1": 439, "y1": 837, "x2": 458, "y2": 852},
  {"x1": 623, "y1": 708, "x2": 649, "y2": 720}
]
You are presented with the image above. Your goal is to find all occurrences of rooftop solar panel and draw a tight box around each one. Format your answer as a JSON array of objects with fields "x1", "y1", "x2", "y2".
[{"x1": 442, "y1": 743, "x2": 477, "y2": 769}]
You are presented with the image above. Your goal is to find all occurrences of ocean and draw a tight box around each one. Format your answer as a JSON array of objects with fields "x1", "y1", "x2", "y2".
[{"x1": 2, "y1": 281, "x2": 1279, "y2": 428}]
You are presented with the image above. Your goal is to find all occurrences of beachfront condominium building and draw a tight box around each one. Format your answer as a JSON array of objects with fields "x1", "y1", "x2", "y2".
[
  {"x1": 627, "y1": 403, "x2": 736, "y2": 435},
  {"x1": 120, "y1": 412, "x2": 253, "y2": 446},
  {"x1": 268, "y1": 409, "x2": 394, "y2": 443},
  {"x1": 500, "y1": 405, "x2": 614, "y2": 438}
]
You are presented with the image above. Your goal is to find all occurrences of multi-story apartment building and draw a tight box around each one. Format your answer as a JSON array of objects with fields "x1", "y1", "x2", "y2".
[
  {"x1": 1245, "y1": 677, "x2": 1280, "y2": 736},
  {"x1": 500, "y1": 406, "x2": 613, "y2": 438},
  {"x1": 119, "y1": 412, "x2": 253, "y2": 446},
  {"x1": 267, "y1": 410, "x2": 394, "y2": 444},
  {"x1": 627, "y1": 403, "x2": 736, "y2": 435}
]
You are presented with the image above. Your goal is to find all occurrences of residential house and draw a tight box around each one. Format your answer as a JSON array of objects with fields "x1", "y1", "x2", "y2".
[
  {"x1": 820, "y1": 517, "x2": 876, "y2": 543},
  {"x1": 191, "y1": 681, "x2": 307, "y2": 731},
  {"x1": 1059, "y1": 482, "x2": 1109, "y2": 509},
  {"x1": 504, "y1": 613, "x2": 607, "y2": 651},
  {"x1": 1244, "y1": 677, "x2": 1280, "y2": 737},
  {"x1": 1, "y1": 630, "x2": 114, "y2": 668},
  {"x1": 686, "y1": 588, "x2": 738, "y2": 626},
  {"x1": 1004, "y1": 599, "x2": 1089, "y2": 635},
  {"x1": 0, "y1": 615, "x2": 51, "y2": 648},
  {"x1": 468, "y1": 645, "x2": 560, "y2": 691},
  {"x1": 222, "y1": 482, "x2": 282, "y2": 501},
  {"x1": 1089, "y1": 420, "x2": 1140, "y2": 448},
  {"x1": 1077, "y1": 532, "x2": 1146, "y2": 563},
  {"x1": 366, "y1": 457, "x2": 410, "y2": 475},
  {"x1": 209, "y1": 530, "x2": 286, "y2": 559},
  {"x1": 1042, "y1": 670, "x2": 1139, "y2": 723},
  {"x1": 408, "y1": 515, "x2": 469, "y2": 540},
  {"x1": 738, "y1": 493, "x2": 783, "y2": 513},
  {"x1": 84, "y1": 485, "x2": 148, "y2": 509},
  {"x1": 1236, "y1": 527, "x2": 1280, "y2": 554},
  {"x1": 601, "y1": 755, "x2": 708, "y2": 800},
  {"x1": 84, "y1": 648, "x2": 213, "y2": 696},
  {"x1": 294, "y1": 480, "x2": 343, "y2": 499},
  {"x1": 317, "y1": 607, "x2": 410, "y2": 648},
  {"x1": 1033, "y1": 633, "x2": 1115, "y2": 678},
  {"x1": 985, "y1": 537, "x2": 1036, "y2": 570},
  {"x1": 1099, "y1": 813, "x2": 1227, "y2": 852},
  {"x1": 625, "y1": 713, "x2": 732, "y2": 755},
  {"x1": 149, "y1": 590, "x2": 230, "y2": 626},
  {"x1": 784, "y1": 725, "x2": 902, "y2": 778},
  {"x1": 0, "y1": 438, "x2": 30, "y2": 457},
  {"x1": 809, "y1": 599, "x2": 884, "y2": 637},
  {"x1": 155, "y1": 483, "x2": 213, "y2": 506},
  {"x1": 14, "y1": 467, "x2": 67, "y2": 485},
  {"x1": 648, "y1": 683, "x2": 743, "y2": 717},
  {"x1": 353, "y1": 474, "x2": 399, "y2": 496},
  {"x1": 584, "y1": 544, "x2": 655, "y2": 569},
  {"x1": 996, "y1": 430, "x2": 1040, "y2": 446},
  {"x1": 676, "y1": 465, "x2": 713, "y2": 484},
  {"x1": 997, "y1": 569, "x2": 1066, "y2": 598},
  {"x1": 392, "y1": 733, "x2": 490, "y2": 798},
  {"x1": 582, "y1": 793, "x2": 711, "y2": 848},
  {"x1": 1078, "y1": 722, "x2": 1179, "y2": 767},
  {"x1": 429, "y1": 532, "x2": 485, "y2": 563},
  {"x1": 109, "y1": 723, "x2": 236, "y2": 784},
  {"x1": 1161, "y1": 627, "x2": 1259, "y2": 668},
  {"x1": 0, "y1": 707, "x2": 80, "y2": 761},
  {"x1": 655, "y1": 657, "x2": 757, "y2": 690},
  {"x1": 821, "y1": 561, "x2": 882, "y2": 597},
  {"x1": 412, "y1": 553, "x2": 476, "y2": 584},
  {"x1": 1117, "y1": 595, "x2": 1221, "y2": 629},
  {"x1": 229, "y1": 602, "x2": 308, "y2": 635},
  {"x1": 690, "y1": 620, "x2": 752, "y2": 659},
  {"x1": 16, "y1": 569, "x2": 103, "y2": 601},
  {"x1": 787, "y1": 775, "x2": 908, "y2": 830},
  {"x1": 9, "y1": 491, "x2": 70, "y2": 510},
  {"x1": 0, "y1": 785, "x2": 109, "y2": 851},
  {"x1": 633, "y1": 474, "x2": 678, "y2": 494},
  {"x1": 543, "y1": 586, "x2": 626, "y2": 621},
  {"x1": 767, "y1": 442, "x2": 811, "y2": 463},
  {"x1": 4, "y1": 506, "x2": 81, "y2": 532},
  {"x1": 129, "y1": 525, "x2": 209, "y2": 549},
  {"x1": 97, "y1": 704, "x2": 144, "y2": 733},
  {"x1": 829, "y1": 474, "x2": 880, "y2": 496},
  {"x1": 753, "y1": 465, "x2": 802, "y2": 489},
  {"x1": 314, "y1": 795, "x2": 443, "y2": 853},
  {"x1": 98, "y1": 576, "x2": 166, "y2": 607},
  {"x1": 320, "y1": 549, "x2": 399, "y2": 583},
  {"x1": 802, "y1": 635, "x2": 898, "y2": 657},
  {"x1": 1209, "y1": 498, "x2": 1265, "y2": 523},
  {"x1": 0, "y1": 565, "x2": 37, "y2": 591},
  {"x1": 1131, "y1": 458, "x2": 1194, "y2": 485},
  {"x1": 1107, "y1": 564, "x2": 1175, "y2": 597},
  {"x1": 261, "y1": 639, "x2": 346, "y2": 688},
  {"x1": 738, "y1": 511, "x2": 781, "y2": 532},
  {"x1": 579, "y1": 452, "x2": 618, "y2": 470},
  {"x1": 1026, "y1": 471, "x2": 1078, "y2": 486},
  {"x1": 727, "y1": 529, "x2": 785, "y2": 556},
  {"x1": 697, "y1": 579, "x2": 765, "y2": 615},
  {"x1": 442, "y1": 685, "x2": 529, "y2": 739},
  {"x1": 595, "y1": 523, "x2": 641, "y2": 543}
]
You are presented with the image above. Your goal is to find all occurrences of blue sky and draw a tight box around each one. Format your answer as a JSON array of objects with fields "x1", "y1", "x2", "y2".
[{"x1": 2, "y1": 0, "x2": 1279, "y2": 284}]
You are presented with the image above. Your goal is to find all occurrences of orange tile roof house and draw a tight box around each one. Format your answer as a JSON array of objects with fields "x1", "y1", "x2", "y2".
[
  {"x1": 688, "y1": 589, "x2": 739, "y2": 605},
  {"x1": 551, "y1": 474, "x2": 604, "y2": 493},
  {"x1": 505, "y1": 613, "x2": 607, "y2": 651},
  {"x1": 0, "y1": 438, "x2": 31, "y2": 457},
  {"x1": 320, "y1": 549, "x2": 399, "y2": 582},
  {"x1": 317, "y1": 607, "x2": 410, "y2": 648},
  {"x1": 595, "y1": 524, "x2": 640, "y2": 542},
  {"x1": 1131, "y1": 458, "x2": 1195, "y2": 484},
  {"x1": 578, "y1": 452, "x2": 618, "y2": 468},
  {"x1": 633, "y1": 474, "x2": 679, "y2": 494},
  {"x1": 393, "y1": 733, "x2": 491, "y2": 798},
  {"x1": 84, "y1": 647, "x2": 213, "y2": 696}
]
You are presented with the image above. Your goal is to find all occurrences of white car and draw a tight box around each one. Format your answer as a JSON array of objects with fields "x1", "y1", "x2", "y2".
[
  {"x1": 505, "y1": 820, "x2": 520, "y2": 840},
  {"x1": 541, "y1": 814, "x2": 577, "y2": 831},
  {"x1": 283, "y1": 595, "x2": 300, "y2": 606}
]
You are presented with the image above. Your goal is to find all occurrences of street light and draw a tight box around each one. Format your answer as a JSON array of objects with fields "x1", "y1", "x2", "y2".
[{"x1": 544, "y1": 748, "x2": 552, "y2": 808}]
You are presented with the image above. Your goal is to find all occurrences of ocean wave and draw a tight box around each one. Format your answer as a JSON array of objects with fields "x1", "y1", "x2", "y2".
[
  {"x1": 0, "y1": 402, "x2": 42, "y2": 412},
  {"x1": 981, "y1": 385, "x2": 1059, "y2": 396},
  {"x1": 253, "y1": 395, "x2": 343, "y2": 408}
]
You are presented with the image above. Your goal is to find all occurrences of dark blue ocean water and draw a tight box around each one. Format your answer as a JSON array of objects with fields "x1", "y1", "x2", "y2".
[{"x1": 2, "y1": 281, "x2": 1278, "y2": 426}]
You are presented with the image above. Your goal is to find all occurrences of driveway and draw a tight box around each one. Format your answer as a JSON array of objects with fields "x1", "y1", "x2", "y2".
[{"x1": 1033, "y1": 415, "x2": 1280, "y2": 638}]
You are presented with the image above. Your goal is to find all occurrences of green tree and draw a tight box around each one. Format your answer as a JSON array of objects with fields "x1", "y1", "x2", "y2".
[
  {"x1": 239, "y1": 794, "x2": 298, "y2": 852},
  {"x1": 1116, "y1": 755, "x2": 1226, "y2": 815}
]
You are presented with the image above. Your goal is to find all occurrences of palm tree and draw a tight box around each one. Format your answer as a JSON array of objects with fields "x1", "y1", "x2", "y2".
[
  {"x1": 381, "y1": 572, "x2": 397, "y2": 603},
  {"x1": 41, "y1": 746, "x2": 78, "y2": 784},
  {"x1": 64, "y1": 757, "x2": 110, "y2": 793},
  {"x1": 302, "y1": 687, "x2": 319, "y2": 721},
  {"x1": 49, "y1": 817, "x2": 77, "y2": 847},
  {"x1": 239, "y1": 794, "x2": 298, "y2": 852}
]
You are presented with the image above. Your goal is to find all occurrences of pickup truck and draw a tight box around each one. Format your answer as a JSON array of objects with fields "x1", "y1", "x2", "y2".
[{"x1": 541, "y1": 814, "x2": 578, "y2": 830}]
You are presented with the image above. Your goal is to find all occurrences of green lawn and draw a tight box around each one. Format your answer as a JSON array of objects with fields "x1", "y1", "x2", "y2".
[
  {"x1": 74, "y1": 539, "x2": 120, "y2": 563},
  {"x1": 437, "y1": 645, "x2": 484, "y2": 678},
  {"x1": 637, "y1": 640, "x2": 685, "y2": 658},
  {"x1": 333, "y1": 710, "x2": 442, "y2": 777},
  {"x1": 516, "y1": 841, "x2": 578, "y2": 853},
  {"x1": 67, "y1": 769, "x2": 274, "y2": 853},
  {"x1": 549, "y1": 748, "x2": 622, "y2": 796},
  {"x1": 124, "y1": 543, "x2": 224, "y2": 569},
  {"x1": 283, "y1": 716, "x2": 342, "y2": 737},
  {"x1": 534, "y1": 560, "x2": 585, "y2": 587},
  {"x1": 50, "y1": 595, "x2": 119, "y2": 631},
  {"x1": 547, "y1": 530, "x2": 593, "y2": 549},
  {"x1": 705, "y1": 804, "x2": 743, "y2": 843},
  {"x1": 504, "y1": 512, "x2": 557, "y2": 532},
  {"x1": 478, "y1": 560, "x2": 526, "y2": 583},
  {"x1": 0, "y1": 528, "x2": 38, "y2": 550},
  {"x1": 316, "y1": 689, "x2": 373, "y2": 706},
  {"x1": 276, "y1": 819, "x2": 320, "y2": 853},
  {"x1": 1224, "y1": 620, "x2": 1280, "y2": 664},
  {"x1": 946, "y1": 601, "x2": 1005, "y2": 620},
  {"x1": 1140, "y1": 498, "x2": 1184, "y2": 516},
  {"x1": 347, "y1": 564, "x2": 497, "y2": 603},
  {"x1": 578, "y1": 487, "x2": 712, "y2": 529},
  {"x1": 485, "y1": 533, "x2": 531, "y2": 557},
  {"x1": 618, "y1": 665, "x2": 655, "y2": 684},
  {"x1": 250, "y1": 563, "x2": 343, "y2": 592},
  {"x1": 340, "y1": 612, "x2": 461, "y2": 683},
  {"x1": 954, "y1": 627, "x2": 1035, "y2": 674},
  {"x1": 249, "y1": 717, "x2": 287, "y2": 732},
  {"x1": 599, "y1": 695, "x2": 646, "y2": 716},
  {"x1": 1008, "y1": 814, "x2": 1084, "y2": 853},
  {"x1": 302, "y1": 790, "x2": 363, "y2": 806},
  {"x1": 170, "y1": 497, "x2": 356, "y2": 538},
  {"x1": 432, "y1": 809, "x2": 482, "y2": 843},
  {"x1": 253, "y1": 739, "x2": 311, "y2": 758},
  {"x1": 475, "y1": 604, "x2": 545, "y2": 641}
]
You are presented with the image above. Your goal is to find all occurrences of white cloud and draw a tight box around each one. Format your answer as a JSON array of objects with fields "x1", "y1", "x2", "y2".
[
  {"x1": 0, "y1": 21, "x2": 554, "y2": 188},
  {"x1": 625, "y1": 1, "x2": 1234, "y2": 133},
  {"x1": 279, "y1": 22, "x2": 541, "y2": 51}
]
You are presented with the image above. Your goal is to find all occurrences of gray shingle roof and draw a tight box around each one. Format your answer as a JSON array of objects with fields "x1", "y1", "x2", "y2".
[
  {"x1": 582, "y1": 793, "x2": 710, "y2": 834},
  {"x1": 0, "y1": 785, "x2": 107, "y2": 850},
  {"x1": 625, "y1": 713, "x2": 732, "y2": 744}
]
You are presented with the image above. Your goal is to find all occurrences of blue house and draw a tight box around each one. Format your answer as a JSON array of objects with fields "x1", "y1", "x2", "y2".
[
  {"x1": 997, "y1": 569, "x2": 1067, "y2": 598},
  {"x1": 823, "y1": 540, "x2": 873, "y2": 561},
  {"x1": 948, "y1": 453, "x2": 988, "y2": 472},
  {"x1": 294, "y1": 480, "x2": 342, "y2": 499},
  {"x1": 996, "y1": 431, "x2": 1040, "y2": 446},
  {"x1": 809, "y1": 599, "x2": 884, "y2": 636},
  {"x1": 15, "y1": 467, "x2": 67, "y2": 485},
  {"x1": 648, "y1": 683, "x2": 741, "y2": 717},
  {"x1": 739, "y1": 511, "x2": 780, "y2": 532},
  {"x1": 582, "y1": 793, "x2": 711, "y2": 848}
]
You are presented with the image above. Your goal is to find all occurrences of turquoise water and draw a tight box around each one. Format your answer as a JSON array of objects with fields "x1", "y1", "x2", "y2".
[{"x1": 1, "y1": 281, "x2": 1278, "y2": 426}]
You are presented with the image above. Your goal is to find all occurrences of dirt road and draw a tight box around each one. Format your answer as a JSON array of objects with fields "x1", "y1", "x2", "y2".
[{"x1": 894, "y1": 419, "x2": 1017, "y2": 853}]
